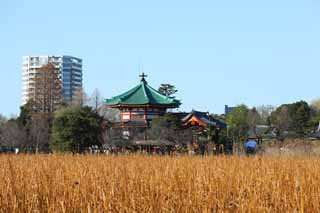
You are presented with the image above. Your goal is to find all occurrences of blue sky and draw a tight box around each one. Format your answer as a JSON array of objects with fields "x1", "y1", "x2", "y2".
[{"x1": 0, "y1": 0, "x2": 319, "y2": 117}]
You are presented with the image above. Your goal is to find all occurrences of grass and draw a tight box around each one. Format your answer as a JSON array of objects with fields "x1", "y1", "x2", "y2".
[{"x1": 0, "y1": 155, "x2": 319, "y2": 212}]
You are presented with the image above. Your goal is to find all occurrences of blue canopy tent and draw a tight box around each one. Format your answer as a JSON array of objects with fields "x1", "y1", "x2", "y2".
[
  {"x1": 245, "y1": 140, "x2": 257, "y2": 154},
  {"x1": 245, "y1": 140, "x2": 257, "y2": 149}
]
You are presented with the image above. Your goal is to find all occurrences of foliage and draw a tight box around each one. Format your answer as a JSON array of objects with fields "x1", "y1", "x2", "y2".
[
  {"x1": 150, "y1": 113, "x2": 181, "y2": 140},
  {"x1": 306, "y1": 111, "x2": 320, "y2": 134},
  {"x1": 270, "y1": 101, "x2": 311, "y2": 137},
  {"x1": 270, "y1": 106, "x2": 292, "y2": 139},
  {"x1": 150, "y1": 113, "x2": 186, "y2": 143},
  {"x1": 51, "y1": 106, "x2": 102, "y2": 153},
  {"x1": 226, "y1": 104, "x2": 249, "y2": 143},
  {"x1": 158, "y1": 84, "x2": 178, "y2": 98},
  {"x1": 151, "y1": 113, "x2": 181, "y2": 130},
  {"x1": 12, "y1": 103, "x2": 52, "y2": 153},
  {"x1": 291, "y1": 101, "x2": 311, "y2": 135},
  {"x1": 16, "y1": 102, "x2": 33, "y2": 128}
]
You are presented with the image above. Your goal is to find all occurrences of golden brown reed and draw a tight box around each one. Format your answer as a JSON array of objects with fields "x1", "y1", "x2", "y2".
[{"x1": 0, "y1": 155, "x2": 319, "y2": 212}]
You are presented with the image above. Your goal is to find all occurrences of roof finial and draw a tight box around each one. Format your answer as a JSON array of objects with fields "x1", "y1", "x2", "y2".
[{"x1": 139, "y1": 72, "x2": 148, "y2": 82}]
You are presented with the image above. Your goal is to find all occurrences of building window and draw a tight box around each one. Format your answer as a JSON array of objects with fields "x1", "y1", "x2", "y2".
[{"x1": 131, "y1": 113, "x2": 145, "y2": 119}]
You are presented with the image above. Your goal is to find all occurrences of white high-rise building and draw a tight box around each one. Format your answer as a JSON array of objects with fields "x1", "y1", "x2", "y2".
[{"x1": 21, "y1": 55, "x2": 83, "y2": 106}]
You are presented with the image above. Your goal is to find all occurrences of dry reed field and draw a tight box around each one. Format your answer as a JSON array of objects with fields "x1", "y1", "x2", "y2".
[{"x1": 0, "y1": 155, "x2": 319, "y2": 212}]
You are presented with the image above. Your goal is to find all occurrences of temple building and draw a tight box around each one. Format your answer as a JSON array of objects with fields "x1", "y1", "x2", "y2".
[
  {"x1": 105, "y1": 73, "x2": 181, "y2": 138},
  {"x1": 104, "y1": 73, "x2": 232, "y2": 153},
  {"x1": 180, "y1": 110, "x2": 227, "y2": 145},
  {"x1": 182, "y1": 110, "x2": 226, "y2": 129}
]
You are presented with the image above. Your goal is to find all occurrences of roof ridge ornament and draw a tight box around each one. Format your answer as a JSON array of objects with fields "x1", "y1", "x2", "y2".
[{"x1": 139, "y1": 72, "x2": 148, "y2": 82}]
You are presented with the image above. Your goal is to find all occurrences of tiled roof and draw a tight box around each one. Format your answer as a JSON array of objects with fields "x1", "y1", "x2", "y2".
[
  {"x1": 182, "y1": 110, "x2": 227, "y2": 128},
  {"x1": 105, "y1": 79, "x2": 181, "y2": 108}
]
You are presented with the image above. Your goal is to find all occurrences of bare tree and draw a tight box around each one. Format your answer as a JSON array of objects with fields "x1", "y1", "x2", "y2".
[
  {"x1": 256, "y1": 105, "x2": 274, "y2": 125},
  {"x1": 0, "y1": 115, "x2": 7, "y2": 145},
  {"x1": 175, "y1": 128, "x2": 194, "y2": 145},
  {"x1": 0, "y1": 114, "x2": 6, "y2": 128},
  {"x1": 0, "y1": 120, "x2": 28, "y2": 149},
  {"x1": 90, "y1": 88, "x2": 103, "y2": 111},
  {"x1": 29, "y1": 114, "x2": 51, "y2": 154},
  {"x1": 99, "y1": 106, "x2": 121, "y2": 146},
  {"x1": 99, "y1": 106, "x2": 120, "y2": 123},
  {"x1": 247, "y1": 107, "x2": 260, "y2": 133},
  {"x1": 32, "y1": 63, "x2": 62, "y2": 114},
  {"x1": 72, "y1": 87, "x2": 88, "y2": 107},
  {"x1": 311, "y1": 99, "x2": 320, "y2": 114}
]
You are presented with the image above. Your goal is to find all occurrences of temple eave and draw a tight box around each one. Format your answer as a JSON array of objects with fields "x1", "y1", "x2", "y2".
[
  {"x1": 107, "y1": 104, "x2": 178, "y2": 109},
  {"x1": 112, "y1": 125, "x2": 148, "y2": 129}
]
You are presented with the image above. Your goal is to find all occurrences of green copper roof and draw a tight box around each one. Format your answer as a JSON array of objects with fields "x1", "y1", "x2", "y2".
[{"x1": 105, "y1": 78, "x2": 181, "y2": 108}]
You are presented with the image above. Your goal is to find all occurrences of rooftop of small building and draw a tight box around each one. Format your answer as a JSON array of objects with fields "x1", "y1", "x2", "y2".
[
  {"x1": 105, "y1": 73, "x2": 181, "y2": 108},
  {"x1": 181, "y1": 110, "x2": 227, "y2": 128}
]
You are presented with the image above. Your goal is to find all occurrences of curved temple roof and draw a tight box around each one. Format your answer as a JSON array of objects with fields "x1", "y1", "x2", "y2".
[
  {"x1": 105, "y1": 77, "x2": 181, "y2": 108},
  {"x1": 182, "y1": 110, "x2": 227, "y2": 128}
]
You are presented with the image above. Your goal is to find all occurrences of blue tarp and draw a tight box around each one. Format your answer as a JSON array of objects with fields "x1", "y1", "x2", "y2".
[{"x1": 245, "y1": 140, "x2": 257, "y2": 149}]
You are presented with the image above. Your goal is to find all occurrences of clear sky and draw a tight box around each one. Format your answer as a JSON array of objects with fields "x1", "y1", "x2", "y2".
[{"x1": 0, "y1": 0, "x2": 319, "y2": 117}]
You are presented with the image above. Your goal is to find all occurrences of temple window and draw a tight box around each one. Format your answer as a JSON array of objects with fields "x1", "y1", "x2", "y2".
[{"x1": 131, "y1": 114, "x2": 145, "y2": 119}]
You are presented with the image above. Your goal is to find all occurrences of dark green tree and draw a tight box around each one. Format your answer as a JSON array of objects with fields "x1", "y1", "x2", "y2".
[
  {"x1": 51, "y1": 106, "x2": 103, "y2": 153},
  {"x1": 158, "y1": 84, "x2": 178, "y2": 98},
  {"x1": 270, "y1": 105, "x2": 292, "y2": 139},
  {"x1": 270, "y1": 101, "x2": 311, "y2": 137},
  {"x1": 307, "y1": 113, "x2": 320, "y2": 134},
  {"x1": 15, "y1": 101, "x2": 53, "y2": 153},
  {"x1": 290, "y1": 101, "x2": 310, "y2": 135},
  {"x1": 17, "y1": 101, "x2": 33, "y2": 128}
]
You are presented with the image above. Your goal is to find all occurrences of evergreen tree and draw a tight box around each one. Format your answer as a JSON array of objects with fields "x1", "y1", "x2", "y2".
[
  {"x1": 158, "y1": 84, "x2": 178, "y2": 98},
  {"x1": 51, "y1": 106, "x2": 102, "y2": 153},
  {"x1": 271, "y1": 101, "x2": 311, "y2": 137}
]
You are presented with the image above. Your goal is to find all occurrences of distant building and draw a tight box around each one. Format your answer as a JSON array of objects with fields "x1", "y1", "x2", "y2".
[
  {"x1": 181, "y1": 110, "x2": 226, "y2": 129},
  {"x1": 22, "y1": 55, "x2": 83, "y2": 106},
  {"x1": 225, "y1": 105, "x2": 236, "y2": 116}
]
